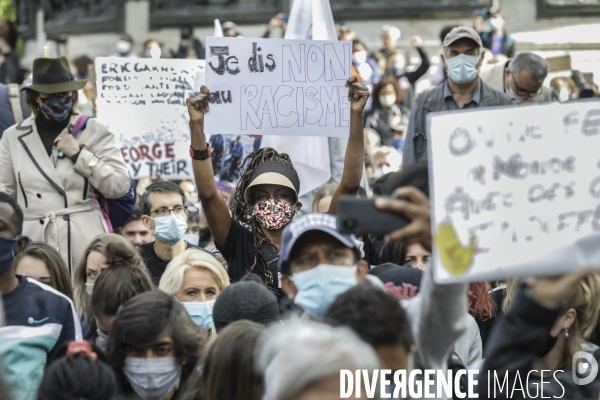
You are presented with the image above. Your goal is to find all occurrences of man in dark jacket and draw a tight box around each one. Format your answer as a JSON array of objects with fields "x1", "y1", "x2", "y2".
[{"x1": 403, "y1": 26, "x2": 514, "y2": 165}]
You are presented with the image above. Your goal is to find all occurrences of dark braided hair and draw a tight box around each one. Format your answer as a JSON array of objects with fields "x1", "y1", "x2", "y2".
[{"x1": 231, "y1": 147, "x2": 298, "y2": 277}]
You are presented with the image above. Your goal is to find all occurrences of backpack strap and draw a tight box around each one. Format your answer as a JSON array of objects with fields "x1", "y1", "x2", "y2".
[
  {"x1": 58, "y1": 115, "x2": 93, "y2": 158},
  {"x1": 71, "y1": 115, "x2": 92, "y2": 137},
  {"x1": 7, "y1": 84, "x2": 23, "y2": 124}
]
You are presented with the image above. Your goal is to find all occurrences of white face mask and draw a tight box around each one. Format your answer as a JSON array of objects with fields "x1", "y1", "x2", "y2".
[
  {"x1": 353, "y1": 50, "x2": 367, "y2": 65},
  {"x1": 124, "y1": 357, "x2": 182, "y2": 400},
  {"x1": 488, "y1": 17, "x2": 504, "y2": 31},
  {"x1": 116, "y1": 40, "x2": 132, "y2": 55},
  {"x1": 96, "y1": 329, "x2": 108, "y2": 350},
  {"x1": 379, "y1": 94, "x2": 396, "y2": 108},
  {"x1": 85, "y1": 283, "x2": 94, "y2": 296}
]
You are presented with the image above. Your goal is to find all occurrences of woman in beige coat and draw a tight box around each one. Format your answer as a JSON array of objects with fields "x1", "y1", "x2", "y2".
[{"x1": 0, "y1": 56, "x2": 130, "y2": 274}]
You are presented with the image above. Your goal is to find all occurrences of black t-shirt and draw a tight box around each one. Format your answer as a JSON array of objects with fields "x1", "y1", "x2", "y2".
[
  {"x1": 217, "y1": 219, "x2": 280, "y2": 296},
  {"x1": 139, "y1": 241, "x2": 198, "y2": 285}
]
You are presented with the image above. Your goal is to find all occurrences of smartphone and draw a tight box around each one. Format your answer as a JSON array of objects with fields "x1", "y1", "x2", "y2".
[{"x1": 337, "y1": 196, "x2": 410, "y2": 235}]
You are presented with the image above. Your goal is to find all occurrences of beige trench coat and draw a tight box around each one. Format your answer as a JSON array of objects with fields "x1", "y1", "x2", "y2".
[{"x1": 0, "y1": 112, "x2": 130, "y2": 274}]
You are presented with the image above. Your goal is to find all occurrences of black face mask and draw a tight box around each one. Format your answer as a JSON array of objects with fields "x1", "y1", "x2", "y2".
[
  {"x1": 199, "y1": 228, "x2": 212, "y2": 248},
  {"x1": 536, "y1": 332, "x2": 558, "y2": 357}
]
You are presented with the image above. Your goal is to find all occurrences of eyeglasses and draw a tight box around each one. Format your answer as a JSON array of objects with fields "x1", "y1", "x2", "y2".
[
  {"x1": 511, "y1": 72, "x2": 542, "y2": 98},
  {"x1": 149, "y1": 206, "x2": 185, "y2": 217}
]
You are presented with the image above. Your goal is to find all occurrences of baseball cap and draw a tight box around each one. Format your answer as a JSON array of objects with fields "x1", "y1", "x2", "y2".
[
  {"x1": 375, "y1": 266, "x2": 423, "y2": 300},
  {"x1": 278, "y1": 213, "x2": 359, "y2": 274},
  {"x1": 244, "y1": 160, "x2": 300, "y2": 202},
  {"x1": 442, "y1": 26, "x2": 483, "y2": 48}
]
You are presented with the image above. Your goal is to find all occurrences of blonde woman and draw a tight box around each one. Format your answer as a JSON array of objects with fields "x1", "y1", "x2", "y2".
[
  {"x1": 73, "y1": 234, "x2": 141, "y2": 321},
  {"x1": 159, "y1": 248, "x2": 230, "y2": 340}
]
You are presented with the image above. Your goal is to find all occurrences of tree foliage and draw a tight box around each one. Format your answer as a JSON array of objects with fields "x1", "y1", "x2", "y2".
[{"x1": 0, "y1": 0, "x2": 15, "y2": 20}]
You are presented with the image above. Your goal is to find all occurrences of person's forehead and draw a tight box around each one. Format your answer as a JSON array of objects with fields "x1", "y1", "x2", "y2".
[
  {"x1": 253, "y1": 184, "x2": 292, "y2": 193},
  {"x1": 152, "y1": 331, "x2": 174, "y2": 345},
  {"x1": 123, "y1": 219, "x2": 148, "y2": 231},
  {"x1": 515, "y1": 69, "x2": 542, "y2": 88},
  {"x1": 184, "y1": 267, "x2": 219, "y2": 286},
  {"x1": 447, "y1": 38, "x2": 480, "y2": 50},
  {"x1": 292, "y1": 231, "x2": 351, "y2": 256},
  {"x1": 148, "y1": 191, "x2": 183, "y2": 207}
]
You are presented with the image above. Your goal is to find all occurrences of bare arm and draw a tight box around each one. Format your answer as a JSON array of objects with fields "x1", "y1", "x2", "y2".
[
  {"x1": 187, "y1": 86, "x2": 232, "y2": 248},
  {"x1": 328, "y1": 76, "x2": 370, "y2": 215}
]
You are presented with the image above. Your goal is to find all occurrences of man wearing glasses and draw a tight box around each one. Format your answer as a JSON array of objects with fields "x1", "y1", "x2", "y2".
[
  {"x1": 481, "y1": 51, "x2": 551, "y2": 104},
  {"x1": 139, "y1": 181, "x2": 198, "y2": 283}
]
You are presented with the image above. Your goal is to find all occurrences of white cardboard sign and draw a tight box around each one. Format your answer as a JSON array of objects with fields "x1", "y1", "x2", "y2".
[
  {"x1": 204, "y1": 37, "x2": 352, "y2": 137},
  {"x1": 120, "y1": 142, "x2": 193, "y2": 180},
  {"x1": 428, "y1": 102, "x2": 600, "y2": 283},
  {"x1": 95, "y1": 57, "x2": 205, "y2": 146}
]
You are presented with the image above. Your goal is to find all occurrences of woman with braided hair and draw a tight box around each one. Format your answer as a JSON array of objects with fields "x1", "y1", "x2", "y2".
[{"x1": 186, "y1": 76, "x2": 369, "y2": 296}]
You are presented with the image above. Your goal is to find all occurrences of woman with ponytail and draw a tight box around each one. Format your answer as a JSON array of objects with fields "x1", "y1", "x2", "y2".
[
  {"x1": 89, "y1": 240, "x2": 154, "y2": 348},
  {"x1": 186, "y1": 76, "x2": 370, "y2": 296}
]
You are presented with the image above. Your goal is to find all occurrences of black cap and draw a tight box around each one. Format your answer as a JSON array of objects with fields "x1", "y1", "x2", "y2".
[
  {"x1": 376, "y1": 266, "x2": 423, "y2": 300},
  {"x1": 213, "y1": 281, "x2": 280, "y2": 332}
]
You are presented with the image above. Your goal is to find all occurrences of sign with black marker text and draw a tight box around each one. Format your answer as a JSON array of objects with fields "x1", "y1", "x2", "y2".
[
  {"x1": 428, "y1": 102, "x2": 600, "y2": 283},
  {"x1": 120, "y1": 142, "x2": 192, "y2": 180},
  {"x1": 205, "y1": 37, "x2": 352, "y2": 137},
  {"x1": 95, "y1": 57, "x2": 205, "y2": 145}
]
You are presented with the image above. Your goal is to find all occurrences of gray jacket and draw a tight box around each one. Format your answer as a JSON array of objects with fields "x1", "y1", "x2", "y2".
[
  {"x1": 401, "y1": 264, "x2": 479, "y2": 400},
  {"x1": 403, "y1": 79, "x2": 514, "y2": 165}
]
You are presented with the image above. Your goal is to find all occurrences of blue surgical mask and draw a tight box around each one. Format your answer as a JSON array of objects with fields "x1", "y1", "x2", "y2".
[
  {"x1": 0, "y1": 234, "x2": 21, "y2": 275},
  {"x1": 150, "y1": 214, "x2": 187, "y2": 245},
  {"x1": 123, "y1": 357, "x2": 181, "y2": 400},
  {"x1": 182, "y1": 233, "x2": 200, "y2": 247},
  {"x1": 181, "y1": 299, "x2": 215, "y2": 330},
  {"x1": 292, "y1": 264, "x2": 358, "y2": 317},
  {"x1": 446, "y1": 54, "x2": 480, "y2": 85}
]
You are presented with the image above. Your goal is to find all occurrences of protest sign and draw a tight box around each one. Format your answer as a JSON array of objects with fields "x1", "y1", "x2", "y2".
[
  {"x1": 120, "y1": 142, "x2": 193, "y2": 180},
  {"x1": 428, "y1": 102, "x2": 600, "y2": 283},
  {"x1": 95, "y1": 57, "x2": 205, "y2": 145},
  {"x1": 205, "y1": 37, "x2": 352, "y2": 138}
]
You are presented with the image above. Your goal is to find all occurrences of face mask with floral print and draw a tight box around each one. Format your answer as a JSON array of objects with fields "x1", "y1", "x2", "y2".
[{"x1": 254, "y1": 199, "x2": 294, "y2": 230}]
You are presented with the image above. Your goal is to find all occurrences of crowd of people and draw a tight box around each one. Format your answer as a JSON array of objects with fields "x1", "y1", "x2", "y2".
[{"x1": 1, "y1": 5, "x2": 600, "y2": 400}]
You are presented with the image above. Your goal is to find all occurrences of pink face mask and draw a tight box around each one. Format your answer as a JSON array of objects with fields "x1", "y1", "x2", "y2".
[{"x1": 254, "y1": 199, "x2": 293, "y2": 230}]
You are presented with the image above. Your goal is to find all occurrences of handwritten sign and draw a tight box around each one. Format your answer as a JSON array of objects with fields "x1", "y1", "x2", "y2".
[
  {"x1": 121, "y1": 142, "x2": 192, "y2": 180},
  {"x1": 428, "y1": 102, "x2": 600, "y2": 283},
  {"x1": 205, "y1": 37, "x2": 351, "y2": 137},
  {"x1": 95, "y1": 57, "x2": 205, "y2": 145}
]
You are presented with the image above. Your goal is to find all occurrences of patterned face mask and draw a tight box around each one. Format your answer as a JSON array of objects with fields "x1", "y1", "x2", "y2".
[
  {"x1": 254, "y1": 199, "x2": 294, "y2": 230},
  {"x1": 40, "y1": 95, "x2": 73, "y2": 123}
]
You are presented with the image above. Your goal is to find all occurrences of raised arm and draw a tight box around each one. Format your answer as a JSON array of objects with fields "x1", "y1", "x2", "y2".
[
  {"x1": 187, "y1": 86, "x2": 232, "y2": 248},
  {"x1": 328, "y1": 76, "x2": 369, "y2": 215}
]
